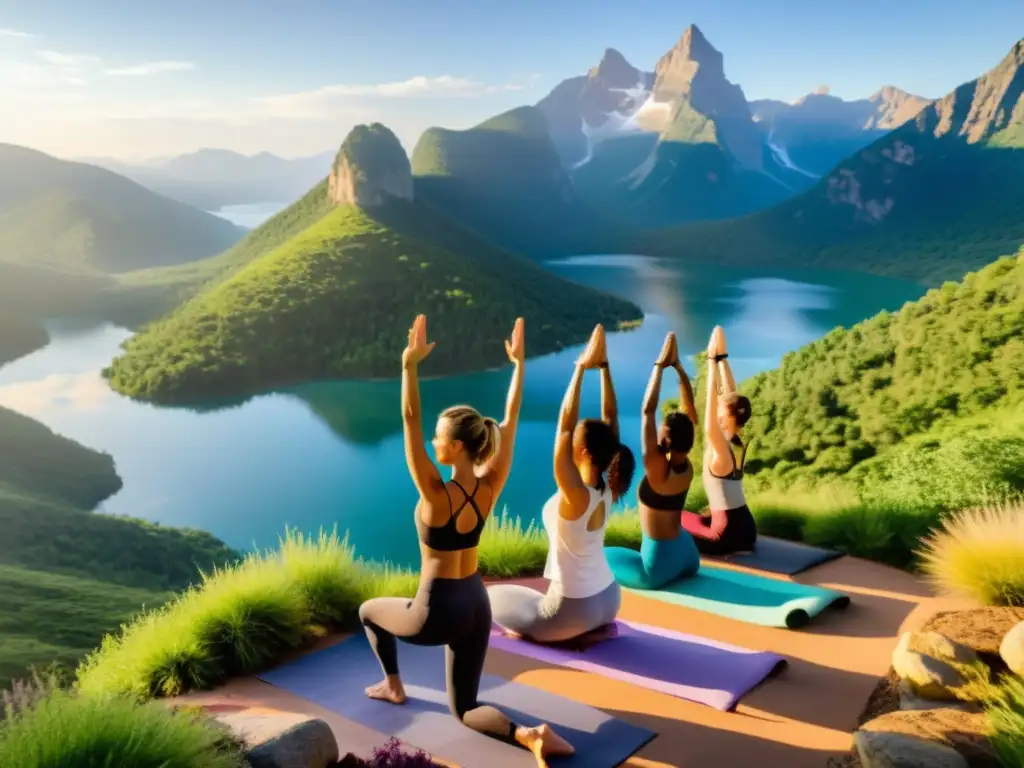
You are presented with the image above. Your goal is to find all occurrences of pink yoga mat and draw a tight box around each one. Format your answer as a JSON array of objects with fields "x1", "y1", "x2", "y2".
[{"x1": 488, "y1": 620, "x2": 787, "y2": 711}]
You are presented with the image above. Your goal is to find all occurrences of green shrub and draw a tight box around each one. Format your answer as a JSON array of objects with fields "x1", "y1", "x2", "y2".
[
  {"x1": 918, "y1": 502, "x2": 1024, "y2": 605},
  {"x1": 0, "y1": 687, "x2": 244, "y2": 768}
]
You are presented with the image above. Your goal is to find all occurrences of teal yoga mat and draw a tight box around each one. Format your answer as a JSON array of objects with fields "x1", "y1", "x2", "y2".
[{"x1": 622, "y1": 564, "x2": 850, "y2": 628}]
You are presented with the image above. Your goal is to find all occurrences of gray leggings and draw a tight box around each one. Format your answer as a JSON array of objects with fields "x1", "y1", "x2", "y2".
[{"x1": 486, "y1": 579, "x2": 621, "y2": 644}]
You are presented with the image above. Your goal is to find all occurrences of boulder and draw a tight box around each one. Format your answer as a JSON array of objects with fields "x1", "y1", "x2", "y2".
[
  {"x1": 328, "y1": 123, "x2": 414, "y2": 208},
  {"x1": 210, "y1": 709, "x2": 338, "y2": 768},
  {"x1": 891, "y1": 633, "x2": 969, "y2": 700},
  {"x1": 896, "y1": 681, "x2": 980, "y2": 713},
  {"x1": 859, "y1": 708, "x2": 997, "y2": 767},
  {"x1": 854, "y1": 731, "x2": 968, "y2": 768},
  {"x1": 1000, "y1": 619, "x2": 1024, "y2": 675}
]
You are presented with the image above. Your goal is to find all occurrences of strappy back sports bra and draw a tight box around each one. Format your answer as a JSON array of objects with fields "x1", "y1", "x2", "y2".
[
  {"x1": 637, "y1": 460, "x2": 692, "y2": 512},
  {"x1": 417, "y1": 478, "x2": 487, "y2": 552}
]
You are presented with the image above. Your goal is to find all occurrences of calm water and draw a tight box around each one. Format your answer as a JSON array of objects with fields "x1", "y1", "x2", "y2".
[
  {"x1": 0, "y1": 256, "x2": 925, "y2": 566},
  {"x1": 209, "y1": 202, "x2": 290, "y2": 229}
]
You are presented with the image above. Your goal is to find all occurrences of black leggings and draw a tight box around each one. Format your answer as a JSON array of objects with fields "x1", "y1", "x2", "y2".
[
  {"x1": 358, "y1": 573, "x2": 517, "y2": 743},
  {"x1": 694, "y1": 505, "x2": 758, "y2": 556}
]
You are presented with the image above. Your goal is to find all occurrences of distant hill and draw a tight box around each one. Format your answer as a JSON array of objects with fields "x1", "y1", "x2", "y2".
[
  {"x1": 411, "y1": 106, "x2": 620, "y2": 257},
  {"x1": 639, "y1": 39, "x2": 1024, "y2": 285},
  {"x1": 0, "y1": 144, "x2": 243, "y2": 274},
  {"x1": 535, "y1": 26, "x2": 809, "y2": 228},
  {"x1": 105, "y1": 123, "x2": 643, "y2": 404},
  {"x1": 750, "y1": 86, "x2": 931, "y2": 177},
  {"x1": 0, "y1": 404, "x2": 239, "y2": 686},
  {"x1": 85, "y1": 148, "x2": 335, "y2": 211}
]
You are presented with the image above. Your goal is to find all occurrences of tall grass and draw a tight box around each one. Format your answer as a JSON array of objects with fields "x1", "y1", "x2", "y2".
[
  {"x1": 987, "y1": 676, "x2": 1024, "y2": 768},
  {"x1": 76, "y1": 528, "x2": 418, "y2": 699},
  {"x1": 918, "y1": 501, "x2": 1024, "y2": 605},
  {"x1": 0, "y1": 683, "x2": 244, "y2": 768}
]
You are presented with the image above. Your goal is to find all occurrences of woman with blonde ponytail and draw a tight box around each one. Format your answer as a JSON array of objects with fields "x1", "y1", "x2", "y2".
[{"x1": 358, "y1": 314, "x2": 574, "y2": 767}]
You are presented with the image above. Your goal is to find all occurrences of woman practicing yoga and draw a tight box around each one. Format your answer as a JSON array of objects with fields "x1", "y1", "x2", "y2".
[
  {"x1": 358, "y1": 315, "x2": 573, "y2": 767},
  {"x1": 606, "y1": 331, "x2": 701, "y2": 589},
  {"x1": 488, "y1": 324, "x2": 636, "y2": 644},
  {"x1": 682, "y1": 325, "x2": 757, "y2": 555}
]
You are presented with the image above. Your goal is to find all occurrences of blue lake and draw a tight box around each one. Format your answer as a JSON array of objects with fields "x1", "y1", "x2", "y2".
[{"x1": 0, "y1": 256, "x2": 925, "y2": 566}]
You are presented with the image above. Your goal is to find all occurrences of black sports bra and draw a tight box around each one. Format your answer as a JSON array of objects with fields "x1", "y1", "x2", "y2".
[
  {"x1": 417, "y1": 479, "x2": 487, "y2": 552},
  {"x1": 637, "y1": 461, "x2": 691, "y2": 512}
]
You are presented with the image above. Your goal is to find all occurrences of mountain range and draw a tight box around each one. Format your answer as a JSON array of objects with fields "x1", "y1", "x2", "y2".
[
  {"x1": 531, "y1": 25, "x2": 935, "y2": 229},
  {"x1": 640, "y1": 38, "x2": 1024, "y2": 285},
  {"x1": 83, "y1": 148, "x2": 335, "y2": 211}
]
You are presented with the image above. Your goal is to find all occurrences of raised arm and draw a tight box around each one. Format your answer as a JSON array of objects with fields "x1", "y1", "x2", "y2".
[
  {"x1": 553, "y1": 362, "x2": 589, "y2": 512},
  {"x1": 402, "y1": 315, "x2": 443, "y2": 500},
  {"x1": 643, "y1": 332, "x2": 679, "y2": 480},
  {"x1": 481, "y1": 318, "x2": 525, "y2": 495},
  {"x1": 673, "y1": 361, "x2": 699, "y2": 425},
  {"x1": 704, "y1": 328, "x2": 731, "y2": 466}
]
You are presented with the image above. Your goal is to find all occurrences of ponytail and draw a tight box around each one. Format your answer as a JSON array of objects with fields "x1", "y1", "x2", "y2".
[
  {"x1": 476, "y1": 417, "x2": 502, "y2": 466},
  {"x1": 606, "y1": 442, "x2": 636, "y2": 503}
]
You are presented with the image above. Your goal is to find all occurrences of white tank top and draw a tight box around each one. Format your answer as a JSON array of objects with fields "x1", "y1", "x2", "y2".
[
  {"x1": 542, "y1": 485, "x2": 615, "y2": 599},
  {"x1": 703, "y1": 442, "x2": 747, "y2": 511}
]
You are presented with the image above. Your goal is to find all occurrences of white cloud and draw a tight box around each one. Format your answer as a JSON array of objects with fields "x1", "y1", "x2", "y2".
[
  {"x1": 35, "y1": 49, "x2": 100, "y2": 67},
  {"x1": 258, "y1": 75, "x2": 530, "y2": 118},
  {"x1": 105, "y1": 60, "x2": 195, "y2": 76},
  {"x1": 0, "y1": 27, "x2": 33, "y2": 38}
]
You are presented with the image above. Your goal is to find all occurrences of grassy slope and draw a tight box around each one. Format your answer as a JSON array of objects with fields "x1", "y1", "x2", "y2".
[
  {"x1": 0, "y1": 144, "x2": 243, "y2": 274},
  {"x1": 103, "y1": 198, "x2": 643, "y2": 404},
  {"x1": 106, "y1": 180, "x2": 335, "y2": 328},
  {"x1": 411, "y1": 106, "x2": 627, "y2": 257},
  {"x1": 0, "y1": 405, "x2": 239, "y2": 688},
  {"x1": 666, "y1": 251, "x2": 1023, "y2": 500}
]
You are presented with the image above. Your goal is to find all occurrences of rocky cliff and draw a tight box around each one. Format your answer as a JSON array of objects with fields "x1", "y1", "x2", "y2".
[
  {"x1": 645, "y1": 24, "x2": 764, "y2": 170},
  {"x1": 328, "y1": 124, "x2": 413, "y2": 208}
]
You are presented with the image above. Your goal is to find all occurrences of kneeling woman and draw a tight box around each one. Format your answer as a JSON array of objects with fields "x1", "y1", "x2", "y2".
[
  {"x1": 358, "y1": 315, "x2": 573, "y2": 767},
  {"x1": 682, "y1": 326, "x2": 757, "y2": 555},
  {"x1": 606, "y1": 332, "x2": 700, "y2": 589},
  {"x1": 488, "y1": 324, "x2": 635, "y2": 644}
]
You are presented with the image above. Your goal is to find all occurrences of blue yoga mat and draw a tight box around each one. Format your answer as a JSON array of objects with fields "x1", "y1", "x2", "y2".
[
  {"x1": 622, "y1": 563, "x2": 850, "y2": 628},
  {"x1": 258, "y1": 635, "x2": 655, "y2": 768}
]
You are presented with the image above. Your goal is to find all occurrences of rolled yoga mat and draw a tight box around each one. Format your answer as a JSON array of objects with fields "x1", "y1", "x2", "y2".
[
  {"x1": 622, "y1": 563, "x2": 851, "y2": 629},
  {"x1": 702, "y1": 535, "x2": 845, "y2": 576},
  {"x1": 489, "y1": 619, "x2": 786, "y2": 711},
  {"x1": 257, "y1": 634, "x2": 656, "y2": 768}
]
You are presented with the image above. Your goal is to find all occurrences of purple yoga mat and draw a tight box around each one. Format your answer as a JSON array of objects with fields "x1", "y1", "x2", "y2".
[{"x1": 488, "y1": 620, "x2": 787, "y2": 711}]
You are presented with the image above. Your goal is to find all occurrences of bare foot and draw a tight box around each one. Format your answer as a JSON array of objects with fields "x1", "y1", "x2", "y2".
[
  {"x1": 364, "y1": 677, "x2": 406, "y2": 705},
  {"x1": 502, "y1": 629, "x2": 523, "y2": 640},
  {"x1": 516, "y1": 724, "x2": 575, "y2": 767}
]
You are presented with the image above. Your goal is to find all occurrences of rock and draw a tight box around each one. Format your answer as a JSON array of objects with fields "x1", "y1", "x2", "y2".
[
  {"x1": 854, "y1": 731, "x2": 968, "y2": 768},
  {"x1": 211, "y1": 709, "x2": 338, "y2": 768},
  {"x1": 1000, "y1": 620, "x2": 1024, "y2": 675},
  {"x1": 897, "y1": 681, "x2": 980, "y2": 713},
  {"x1": 923, "y1": 607, "x2": 1024, "y2": 658},
  {"x1": 908, "y1": 632, "x2": 981, "y2": 666},
  {"x1": 328, "y1": 123, "x2": 413, "y2": 208},
  {"x1": 860, "y1": 708, "x2": 998, "y2": 767},
  {"x1": 891, "y1": 633, "x2": 969, "y2": 700}
]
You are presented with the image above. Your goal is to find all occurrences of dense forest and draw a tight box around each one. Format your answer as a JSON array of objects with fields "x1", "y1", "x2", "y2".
[
  {"x1": 104, "y1": 198, "x2": 643, "y2": 404},
  {"x1": 665, "y1": 251, "x2": 1023, "y2": 493}
]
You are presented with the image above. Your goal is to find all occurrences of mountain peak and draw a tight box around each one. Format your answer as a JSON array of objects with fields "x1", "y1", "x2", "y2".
[
  {"x1": 589, "y1": 47, "x2": 643, "y2": 87},
  {"x1": 675, "y1": 24, "x2": 721, "y2": 67}
]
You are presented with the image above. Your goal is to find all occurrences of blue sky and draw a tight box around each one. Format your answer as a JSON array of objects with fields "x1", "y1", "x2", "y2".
[{"x1": 1, "y1": 0, "x2": 1021, "y2": 160}]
